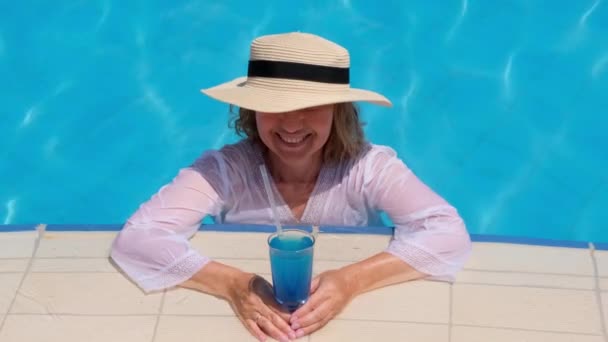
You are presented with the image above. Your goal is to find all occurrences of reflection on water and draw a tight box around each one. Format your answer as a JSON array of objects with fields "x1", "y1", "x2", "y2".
[{"x1": 0, "y1": 1, "x2": 606, "y2": 242}]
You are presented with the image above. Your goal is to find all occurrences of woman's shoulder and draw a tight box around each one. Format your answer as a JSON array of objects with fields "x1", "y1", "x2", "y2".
[
  {"x1": 330, "y1": 143, "x2": 403, "y2": 183},
  {"x1": 356, "y1": 143, "x2": 401, "y2": 166},
  {"x1": 346, "y1": 143, "x2": 412, "y2": 183},
  {"x1": 191, "y1": 139, "x2": 260, "y2": 170}
]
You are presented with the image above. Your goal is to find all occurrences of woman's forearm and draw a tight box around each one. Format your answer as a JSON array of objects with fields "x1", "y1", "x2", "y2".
[
  {"x1": 181, "y1": 261, "x2": 252, "y2": 300},
  {"x1": 339, "y1": 252, "x2": 426, "y2": 296}
]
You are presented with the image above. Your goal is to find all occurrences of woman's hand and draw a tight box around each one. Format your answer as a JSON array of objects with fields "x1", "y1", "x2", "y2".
[
  {"x1": 288, "y1": 269, "x2": 357, "y2": 338},
  {"x1": 228, "y1": 273, "x2": 297, "y2": 342}
]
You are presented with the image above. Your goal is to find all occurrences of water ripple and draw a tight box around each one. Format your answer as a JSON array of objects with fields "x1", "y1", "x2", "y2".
[
  {"x1": 3, "y1": 199, "x2": 16, "y2": 225},
  {"x1": 480, "y1": 121, "x2": 569, "y2": 231},
  {"x1": 18, "y1": 81, "x2": 73, "y2": 129},
  {"x1": 20, "y1": 106, "x2": 40, "y2": 128},
  {"x1": 558, "y1": 0, "x2": 601, "y2": 51},
  {"x1": 249, "y1": 8, "x2": 273, "y2": 43},
  {"x1": 502, "y1": 50, "x2": 518, "y2": 101},
  {"x1": 579, "y1": 0, "x2": 601, "y2": 27},
  {"x1": 0, "y1": 31, "x2": 4, "y2": 58},
  {"x1": 95, "y1": 0, "x2": 111, "y2": 32},
  {"x1": 591, "y1": 51, "x2": 608, "y2": 78},
  {"x1": 44, "y1": 136, "x2": 59, "y2": 158},
  {"x1": 445, "y1": 0, "x2": 468, "y2": 42},
  {"x1": 400, "y1": 74, "x2": 418, "y2": 113}
]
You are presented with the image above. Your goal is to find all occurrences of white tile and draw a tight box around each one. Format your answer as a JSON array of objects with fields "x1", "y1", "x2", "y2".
[
  {"x1": 155, "y1": 316, "x2": 264, "y2": 342},
  {"x1": 310, "y1": 320, "x2": 448, "y2": 342},
  {"x1": 0, "y1": 274, "x2": 21, "y2": 314},
  {"x1": 452, "y1": 325, "x2": 604, "y2": 342},
  {"x1": 453, "y1": 284, "x2": 601, "y2": 334},
  {"x1": 456, "y1": 270, "x2": 595, "y2": 290},
  {"x1": 0, "y1": 259, "x2": 29, "y2": 273},
  {"x1": 600, "y1": 278, "x2": 608, "y2": 291},
  {"x1": 602, "y1": 292, "x2": 608, "y2": 333},
  {"x1": 214, "y1": 258, "x2": 270, "y2": 275},
  {"x1": 0, "y1": 315, "x2": 156, "y2": 342},
  {"x1": 11, "y1": 273, "x2": 162, "y2": 314},
  {"x1": 192, "y1": 232, "x2": 391, "y2": 262},
  {"x1": 163, "y1": 287, "x2": 234, "y2": 315},
  {"x1": 312, "y1": 260, "x2": 351, "y2": 275},
  {"x1": 0, "y1": 232, "x2": 37, "y2": 258},
  {"x1": 465, "y1": 243, "x2": 594, "y2": 275},
  {"x1": 36, "y1": 232, "x2": 116, "y2": 257},
  {"x1": 215, "y1": 258, "x2": 350, "y2": 278},
  {"x1": 594, "y1": 251, "x2": 608, "y2": 277},
  {"x1": 191, "y1": 231, "x2": 269, "y2": 259},
  {"x1": 314, "y1": 234, "x2": 391, "y2": 262},
  {"x1": 30, "y1": 258, "x2": 116, "y2": 273},
  {"x1": 337, "y1": 280, "x2": 450, "y2": 323},
  {"x1": 163, "y1": 274, "x2": 274, "y2": 315}
]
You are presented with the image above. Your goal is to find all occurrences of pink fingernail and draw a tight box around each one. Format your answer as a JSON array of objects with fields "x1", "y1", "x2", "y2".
[
  {"x1": 291, "y1": 322, "x2": 300, "y2": 330},
  {"x1": 289, "y1": 332, "x2": 297, "y2": 339},
  {"x1": 296, "y1": 329, "x2": 305, "y2": 338}
]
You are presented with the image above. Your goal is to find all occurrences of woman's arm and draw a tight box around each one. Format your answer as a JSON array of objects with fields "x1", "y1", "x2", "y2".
[
  {"x1": 364, "y1": 146, "x2": 472, "y2": 281},
  {"x1": 289, "y1": 146, "x2": 471, "y2": 337},
  {"x1": 111, "y1": 152, "x2": 298, "y2": 342},
  {"x1": 338, "y1": 251, "x2": 426, "y2": 296},
  {"x1": 182, "y1": 261, "x2": 298, "y2": 342},
  {"x1": 110, "y1": 167, "x2": 223, "y2": 292}
]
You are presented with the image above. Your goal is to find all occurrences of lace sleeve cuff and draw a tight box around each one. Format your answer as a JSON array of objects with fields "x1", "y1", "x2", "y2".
[
  {"x1": 137, "y1": 250, "x2": 211, "y2": 292},
  {"x1": 385, "y1": 240, "x2": 463, "y2": 282}
]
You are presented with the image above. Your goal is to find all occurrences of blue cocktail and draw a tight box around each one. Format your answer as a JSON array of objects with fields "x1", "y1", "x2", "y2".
[{"x1": 268, "y1": 229, "x2": 315, "y2": 312}]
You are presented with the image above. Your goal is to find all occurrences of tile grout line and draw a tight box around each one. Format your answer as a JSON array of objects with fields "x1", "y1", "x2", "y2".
[
  {"x1": 1, "y1": 309, "x2": 603, "y2": 337},
  {"x1": 0, "y1": 224, "x2": 45, "y2": 333},
  {"x1": 8, "y1": 267, "x2": 599, "y2": 292},
  {"x1": 589, "y1": 242, "x2": 608, "y2": 342},
  {"x1": 17, "y1": 255, "x2": 601, "y2": 278},
  {"x1": 453, "y1": 281, "x2": 594, "y2": 292},
  {"x1": 150, "y1": 290, "x2": 166, "y2": 342},
  {"x1": 448, "y1": 283, "x2": 453, "y2": 342},
  {"x1": 452, "y1": 323, "x2": 603, "y2": 337},
  {"x1": 460, "y1": 267, "x2": 593, "y2": 277}
]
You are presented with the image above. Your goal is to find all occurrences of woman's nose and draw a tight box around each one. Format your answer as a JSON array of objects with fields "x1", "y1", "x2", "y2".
[{"x1": 279, "y1": 111, "x2": 304, "y2": 132}]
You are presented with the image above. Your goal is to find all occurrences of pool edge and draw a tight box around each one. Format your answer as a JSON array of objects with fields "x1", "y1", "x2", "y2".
[{"x1": 0, "y1": 223, "x2": 600, "y2": 249}]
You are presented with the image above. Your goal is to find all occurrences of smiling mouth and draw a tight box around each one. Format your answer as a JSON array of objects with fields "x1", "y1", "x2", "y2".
[{"x1": 276, "y1": 133, "x2": 311, "y2": 146}]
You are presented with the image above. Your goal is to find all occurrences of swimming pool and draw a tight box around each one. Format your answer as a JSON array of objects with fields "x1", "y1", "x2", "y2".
[{"x1": 1, "y1": 1, "x2": 607, "y2": 243}]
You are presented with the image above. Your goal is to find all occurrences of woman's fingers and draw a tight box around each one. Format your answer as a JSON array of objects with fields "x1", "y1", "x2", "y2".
[
  {"x1": 230, "y1": 274, "x2": 299, "y2": 341},
  {"x1": 244, "y1": 317, "x2": 268, "y2": 342},
  {"x1": 267, "y1": 308, "x2": 297, "y2": 340},
  {"x1": 292, "y1": 318, "x2": 329, "y2": 338},
  {"x1": 291, "y1": 290, "x2": 324, "y2": 325},
  {"x1": 310, "y1": 276, "x2": 321, "y2": 293},
  {"x1": 256, "y1": 313, "x2": 294, "y2": 342},
  {"x1": 233, "y1": 310, "x2": 267, "y2": 342},
  {"x1": 292, "y1": 300, "x2": 331, "y2": 331}
]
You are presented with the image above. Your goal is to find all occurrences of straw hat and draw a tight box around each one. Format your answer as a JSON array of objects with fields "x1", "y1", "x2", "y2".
[{"x1": 200, "y1": 32, "x2": 392, "y2": 113}]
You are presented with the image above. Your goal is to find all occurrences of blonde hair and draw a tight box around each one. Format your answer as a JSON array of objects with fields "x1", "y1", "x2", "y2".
[{"x1": 229, "y1": 103, "x2": 367, "y2": 164}]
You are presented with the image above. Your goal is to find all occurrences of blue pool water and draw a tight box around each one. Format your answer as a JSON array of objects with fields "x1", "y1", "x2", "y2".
[{"x1": 0, "y1": 1, "x2": 607, "y2": 242}]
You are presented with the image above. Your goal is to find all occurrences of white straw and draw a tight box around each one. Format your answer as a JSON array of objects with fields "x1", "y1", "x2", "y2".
[{"x1": 259, "y1": 164, "x2": 283, "y2": 235}]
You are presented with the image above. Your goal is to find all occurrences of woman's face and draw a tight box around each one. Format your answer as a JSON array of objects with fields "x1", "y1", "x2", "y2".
[{"x1": 256, "y1": 104, "x2": 334, "y2": 166}]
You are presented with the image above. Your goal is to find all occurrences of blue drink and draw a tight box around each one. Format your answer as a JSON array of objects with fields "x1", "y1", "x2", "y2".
[{"x1": 268, "y1": 229, "x2": 315, "y2": 312}]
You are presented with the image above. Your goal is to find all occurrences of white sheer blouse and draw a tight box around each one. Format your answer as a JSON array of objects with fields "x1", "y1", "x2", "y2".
[{"x1": 110, "y1": 140, "x2": 472, "y2": 292}]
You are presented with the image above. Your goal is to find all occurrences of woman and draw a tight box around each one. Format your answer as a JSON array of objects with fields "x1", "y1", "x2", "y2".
[{"x1": 111, "y1": 32, "x2": 472, "y2": 342}]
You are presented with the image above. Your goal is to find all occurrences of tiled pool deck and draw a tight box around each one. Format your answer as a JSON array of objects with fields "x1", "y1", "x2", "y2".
[{"x1": 0, "y1": 224, "x2": 607, "y2": 342}]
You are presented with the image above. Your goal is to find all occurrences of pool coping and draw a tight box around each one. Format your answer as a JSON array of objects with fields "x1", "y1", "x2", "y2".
[{"x1": 0, "y1": 223, "x2": 601, "y2": 249}]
